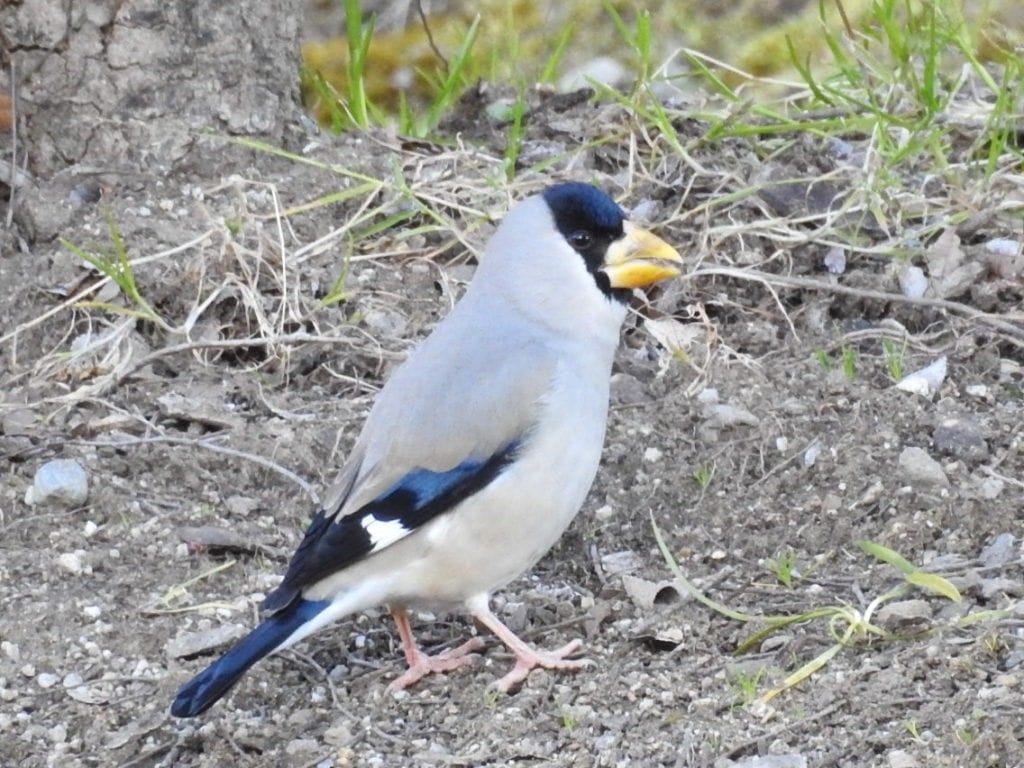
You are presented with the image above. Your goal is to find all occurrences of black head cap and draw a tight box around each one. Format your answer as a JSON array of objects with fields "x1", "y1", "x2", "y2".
[{"x1": 542, "y1": 183, "x2": 627, "y2": 299}]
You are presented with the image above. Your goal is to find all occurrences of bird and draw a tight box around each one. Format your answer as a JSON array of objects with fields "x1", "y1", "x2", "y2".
[{"x1": 170, "y1": 182, "x2": 681, "y2": 717}]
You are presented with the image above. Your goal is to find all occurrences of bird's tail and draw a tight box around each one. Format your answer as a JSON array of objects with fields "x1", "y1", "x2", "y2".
[{"x1": 170, "y1": 598, "x2": 331, "y2": 718}]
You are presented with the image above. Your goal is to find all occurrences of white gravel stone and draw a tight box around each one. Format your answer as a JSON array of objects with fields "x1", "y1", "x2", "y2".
[
  {"x1": 25, "y1": 459, "x2": 89, "y2": 507},
  {"x1": 56, "y1": 552, "x2": 85, "y2": 575},
  {"x1": 1, "y1": 641, "x2": 19, "y2": 662},
  {"x1": 888, "y1": 750, "x2": 919, "y2": 768},
  {"x1": 899, "y1": 265, "x2": 928, "y2": 299},
  {"x1": 36, "y1": 673, "x2": 60, "y2": 689},
  {"x1": 895, "y1": 356, "x2": 946, "y2": 397}
]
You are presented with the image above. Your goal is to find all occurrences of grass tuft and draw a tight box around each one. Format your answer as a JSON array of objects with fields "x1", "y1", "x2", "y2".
[{"x1": 651, "y1": 516, "x2": 1003, "y2": 705}]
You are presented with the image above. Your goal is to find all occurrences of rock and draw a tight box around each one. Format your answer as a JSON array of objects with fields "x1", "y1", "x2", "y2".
[
  {"x1": 559, "y1": 56, "x2": 627, "y2": 91},
  {"x1": 981, "y1": 578, "x2": 1021, "y2": 599},
  {"x1": 984, "y1": 238, "x2": 1021, "y2": 258},
  {"x1": 732, "y1": 756, "x2": 807, "y2": 768},
  {"x1": 895, "y1": 357, "x2": 946, "y2": 397},
  {"x1": 225, "y1": 495, "x2": 260, "y2": 517},
  {"x1": 55, "y1": 552, "x2": 86, "y2": 575},
  {"x1": 324, "y1": 721, "x2": 354, "y2": 747},
  {"x1": 165, "y1": 624, "x2": 248, "y2": 659},
  {"x1": 899, "y1": 266, "x2": 927, "y2": 299},
  {"x1": 979, "y1": 534, "x2": 1016, "y2": 568},
  {"x1": 25, "y1": 459, "x2": 89, "y2": 507},
  {"x1": 643, "y1": 447, "x2": 663, "y2": 462},
  {"x1": 803, "y1": 441, "x2": 822, "y2": 468},
  {"x1": 973, "y1": 476, "x2": 1004, "y2": 500},
  {"x1": 37, "y1": 672, "x2": 60, "y2": 689},
  {"x1": 1002, "y1": 649, "x2": 1024, "y2": 670},
  {"x1": 703, "y1": 403, "x2": 759, "y2": 429},
  {"x1": 822, "y1": 247, "x2": 846, "y2": 274},
  {"x1": 888, "y1": 749, "x2": 919, "y2": 768},
  {"x1": 925, "y1": 229, "x2": 984, "y2": 298},
  {"x1": 877, "y1": 599, "x2": 932, "y2": 629},
  {"x1": 898, "y1": 448, "x2": 949, "y2": 488},
  {"x1": 697, "y1": 388, "x2": 719, "y2": 404},
  {"x1": 610, "y1": 373, "x2": 649, "y2": 406},
  {"x1": 285, "y1": 737, "x2": 318, "y2": 762},
  {"x1": 932, "y1": 417, "x2": 987, "y2": 462},
  {"x1": 600, "y1": 550, "x2": 643, "y2": 577}
]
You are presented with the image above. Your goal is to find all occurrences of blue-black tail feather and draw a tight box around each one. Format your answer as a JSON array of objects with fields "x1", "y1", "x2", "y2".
[{"x1": 170, "y1": 599, "x2": 329, "y2": 717}]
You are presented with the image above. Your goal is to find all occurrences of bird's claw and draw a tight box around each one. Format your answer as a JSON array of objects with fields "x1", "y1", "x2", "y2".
[
  {"x1": 388, "y1": 636, "x2": 487, "y2": 691},
  {"x1": 492, "y1": 638, "x2": 593, "y2": 693}
]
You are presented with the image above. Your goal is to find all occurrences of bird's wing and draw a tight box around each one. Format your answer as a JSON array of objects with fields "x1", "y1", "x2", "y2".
[{"x1": 264, "y1": 311, "x2": 556, "y2": 612}]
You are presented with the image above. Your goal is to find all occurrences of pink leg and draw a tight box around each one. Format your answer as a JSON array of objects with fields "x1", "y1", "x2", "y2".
[
  {"x1": 387, "y1": 608, "x2": 485, "y2": 691},
  {"x1": 470, "y1": 602, "x2": 592, "y2": 693}
]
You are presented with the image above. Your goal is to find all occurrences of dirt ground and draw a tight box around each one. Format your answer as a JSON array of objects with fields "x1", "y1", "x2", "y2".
[{"x1": 2, "y1": 89, "x2": 1024, "y2": 768}]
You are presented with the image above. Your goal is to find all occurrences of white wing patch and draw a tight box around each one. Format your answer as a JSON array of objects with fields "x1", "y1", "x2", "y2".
[{"x1": 361, "y1": 515, "x2": 410, "y2": 551}]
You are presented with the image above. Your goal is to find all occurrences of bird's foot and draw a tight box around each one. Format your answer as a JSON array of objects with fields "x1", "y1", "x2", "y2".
[
  {"x1": 388, "y1": 636, "x2": 486, "y2": 691},
  {"x1": 492, "y1": 638, "x2": 592, "y2": 693}
]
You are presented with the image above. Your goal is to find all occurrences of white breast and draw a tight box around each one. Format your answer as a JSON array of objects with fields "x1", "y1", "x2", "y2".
[{"x1": 383, "y1": 350, "x2": 613, "y2": 604}]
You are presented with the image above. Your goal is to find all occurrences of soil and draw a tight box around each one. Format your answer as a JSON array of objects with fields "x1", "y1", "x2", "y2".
[{"x1": 2, "y1": 85, "x2": 1024, "y2": 768}]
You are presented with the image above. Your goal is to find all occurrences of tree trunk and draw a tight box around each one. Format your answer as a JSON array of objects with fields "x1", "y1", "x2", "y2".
[{"x1": 0, "y1": 0, "x2": 305, "y2": 242}]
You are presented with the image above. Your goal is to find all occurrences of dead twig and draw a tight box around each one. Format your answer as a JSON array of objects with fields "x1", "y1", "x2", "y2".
[
  {"x1": 721, "y1": 701, "x2": 843, "y2": 759},
  {"x1": 415, "y1": 0, "x2": 448, "y2": 73},
  {"x1": 74, "y1": 434, "x2": 318, "y2": 502},
  {"x1": 687, "y1": 266, "x2": 1024, "y2": 346},
  {"x1": 108, "y1": 332, "x2": 359, "y2": 391}
]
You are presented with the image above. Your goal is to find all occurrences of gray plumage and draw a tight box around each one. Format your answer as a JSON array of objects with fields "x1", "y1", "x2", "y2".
[{"x1": 170, "y1": 183, "x2": 681, "y2": 717}]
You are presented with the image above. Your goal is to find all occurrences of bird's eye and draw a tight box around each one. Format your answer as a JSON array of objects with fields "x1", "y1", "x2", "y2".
[{"x1": 568, "y1": 231, "x2": 592, "y2": 248}]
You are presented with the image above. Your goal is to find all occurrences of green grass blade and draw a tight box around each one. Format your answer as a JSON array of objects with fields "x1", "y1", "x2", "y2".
[
  {"x1": 857, "y1": 540, "x2": 916, "y2": 575},
  {"x1": 758, "y1": 641, "x2": 844, "y2": 704},
  {"x1": 651, "y1": 515, "x2": 760, "y2": 623},
  {"x1": 905, "y1": 571, "x2": 962, "y2": 602},
  {"x1": 540, "y1": 25, "x2": 575, "y2": 84}
]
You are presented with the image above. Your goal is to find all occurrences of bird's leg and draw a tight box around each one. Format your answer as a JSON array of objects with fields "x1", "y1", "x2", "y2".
[
  {"x1": 387, "y1": 608, "x2": 485, "y2": 691},
  {"x1": 470, "y1": 602, "x2": 592, "y2": 693}
]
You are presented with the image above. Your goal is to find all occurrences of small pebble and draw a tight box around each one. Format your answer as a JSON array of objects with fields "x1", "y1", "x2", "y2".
[
  {"x1": 37, "y1": 673, "x2": 60, "y2": 689},
  {"x1": 1, "y1": 641, "x2": 19, "y2": 662},
  {"x1": 26, "y1": 459, "x2": 89, "y2": 507},
  {"x1": 733, "y1": 755, "x2": 807, "y2": 768},
  {"x1": 888, "y1": 750, "x2": 919, "y2": 768},
  {"x1": 896, "y1": 357, "x2": 947, "y2": 397},
  {"x1": 899, "y1": 266, "x2": 928, "y2": 299},
  {"x1": 62, "y1": 672, "x2": 84, "y2": 688},
  {"x1": 803, "y1": 441, "x2": 822, "y2": 467},
  {"x1": 898, "y1": 447, "x2": 949, "y2": 488},
  {"x1": 56, "y1": 552, "x2": 85, "y2": 575},
  {"x1": 979, "y1": 533, "x2": 1016, "y2": 568},
  {"x1": 974, "y1": 476, "x2": 1004, "y2": 500},
  {"x1": 822, "y1": 247, "x2": 846, "y2": 274},
  {"x1": 696, "y1": 388, "x2": 719, "y2": 404},
  {"x1": 877, "y1": 599, "x2": 932, "y2": 629},
  {"x1": 984, "y1": 238, "x2": 1021, "y2": 257},
  {"x1": 932, "y1": 417, "x2": 987, "y2": 462}
]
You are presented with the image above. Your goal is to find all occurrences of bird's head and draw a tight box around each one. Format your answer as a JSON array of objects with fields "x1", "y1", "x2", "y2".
[
  {"x1": 473, "y1": 182, "x2": 682, "y2": 339},
  {"x1": 540, "y1": 182, "x2": 682, "y2": 302}
]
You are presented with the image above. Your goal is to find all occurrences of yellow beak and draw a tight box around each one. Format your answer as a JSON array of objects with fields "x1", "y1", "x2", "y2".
[{"x1": 601, "y1": 221, "x2": 683, "y2": 289}]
